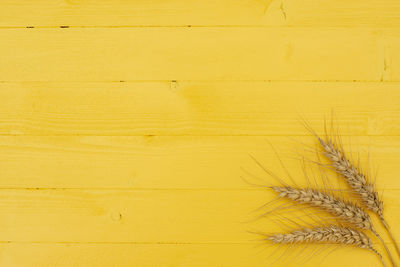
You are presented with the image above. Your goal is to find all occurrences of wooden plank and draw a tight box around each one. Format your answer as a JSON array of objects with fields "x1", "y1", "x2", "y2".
[
  {"x1": 0, "y1": 136, "x2": 399, "y2": 189},
  {"x1": 0, "y1": 243, "x2": 388, "y2": 267},
  {"x1": 0, "y1": 28, "x2": 381, "y2": 81},
  {"x1": 0, "y1": 189, "x2": 266, "y2": 242},
  {"x1": 0, "y1": 82, "x2": 399, "y2": 135},
  {"x1": 382, "y1": 31, "x2": 400, "y2": 81},
  {"x1": 0, "y1": 189, "x2": 398, "y2": 243},
  {"x1": 0, "y1": 0, "x2": 400, "y2": 28}
]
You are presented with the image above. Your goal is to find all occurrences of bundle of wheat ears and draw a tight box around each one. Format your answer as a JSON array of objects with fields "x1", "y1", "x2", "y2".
[{"x1": 252, "y1": 123, "x2": 399, "y2": 267}]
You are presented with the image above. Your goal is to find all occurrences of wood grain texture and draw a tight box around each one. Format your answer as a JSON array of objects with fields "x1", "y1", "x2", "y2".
[
  {"x1": 0, "y1": 189, "x2": 258, "y2": 242},
  {"x1": 0, "y1": 189, "x2": 398, "y2": 243},
  {"x1": 0, "y1": 136, "x2": 399, "y2": 189},
  {"x1": 0, "y1": 82, "x2": 399, "y2": 135},
  {"x1": 0, "y1": 243, "x2": 388, "y2": 267},
  {"x1": 1, "y1": 0, "x2": 400, "y2": 266},
  {"x1": 0, "y1": 0, "x2": 400, "y2": 27},
  {"x1": 0, "y1": 28, "x2": 383, "y2": 81}
]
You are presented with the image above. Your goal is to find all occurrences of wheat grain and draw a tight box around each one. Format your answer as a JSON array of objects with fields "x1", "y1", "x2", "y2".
[{"x1": 267, "y1": 225, "x2": 386, "y2": 266}]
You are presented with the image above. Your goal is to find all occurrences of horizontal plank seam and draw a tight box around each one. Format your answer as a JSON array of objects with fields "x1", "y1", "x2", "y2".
[
  {"x1": 0, "y1": 135, "x2": 400, "y2": 137},
  {"x1": 0, "y1": 241, "x2": 255, "y2": 245},
  {"x1": 0, "y1": 134, "x2": 398, "y2": 137},
  {"x1": 0, "y1": 188, "x2": 397, "y2": 191},
  {"x1": 0, "y1": 241, "x2": 391, "y2": 245},
  {"x1": 3, "y1": 80, "x2": 400, "y2": 83},
  {"x1": 0, "y1": 25, "x2": 398, "y2": 29}
]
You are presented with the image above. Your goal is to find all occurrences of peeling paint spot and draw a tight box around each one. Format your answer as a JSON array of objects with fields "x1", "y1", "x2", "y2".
[
  {"x1": 170, "y1": 80, "x2": 178, "y2": 91},
  {"x1": 143, "y1": 134, "x2": 156, "y2": 143},
  {"x1": 379, "y1": 41, "x2": 389, "y2": 82},
  {"x1": 381, "y1": 57, "x2": 387, "y2": 82},
  {"x1": 263, "y1": 0, "x2": 275, "y2": 15},
  {"x1": 110, "y1": 212, "x2": 122, "y2": 222},
  {"x1": 280, "y1": 2, "x2": 287, "y2": 20}
]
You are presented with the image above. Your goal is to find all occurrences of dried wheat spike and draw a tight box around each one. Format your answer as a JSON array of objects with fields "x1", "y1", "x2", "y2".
[
  {"x1": 272, "y1": 186, "x2": 397, "y2": 266},
  {"x1": 267, "y1": 225, "x2": 386, "y2": 267},
  {"x1": 318, "y1": 137, "x2": 398, "y2": 266},
  {"x1": 272, "y1": 186, "x2": 374, "y2": 232},
  {"x1": 318, "y1": 138, "x2": 384, "y2": 220}
]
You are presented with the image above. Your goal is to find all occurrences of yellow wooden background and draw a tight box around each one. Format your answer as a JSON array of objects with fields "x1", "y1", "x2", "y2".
[{"x1": 0, "y1": 1, "x2": 400, "y2": 266}]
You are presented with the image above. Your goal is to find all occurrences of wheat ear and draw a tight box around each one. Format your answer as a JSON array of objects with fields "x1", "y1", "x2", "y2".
[
  {"x1": 272, "y1": 186, "x2": 374, "y2": 232},
  {"x1": 319, "y1": 138, "x2": 383, "y2": 218},
  {"x1": 272, "y1": 186, "x2": 396, "y2": 266},
  {"x1": 267, "y1": 225, "x2": 386, "y2": 267},
  {"x1": 319, "y1": 137, "x2": 399, "y2": 265}
]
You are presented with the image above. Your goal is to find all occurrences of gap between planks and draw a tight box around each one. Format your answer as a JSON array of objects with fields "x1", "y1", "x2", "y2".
[{"x1": 2, "y1": 25, "x2": 400, "y2": 29}]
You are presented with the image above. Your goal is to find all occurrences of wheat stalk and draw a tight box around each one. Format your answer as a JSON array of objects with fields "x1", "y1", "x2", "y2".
[
  {"x1": 267, "y1": 225, "x2": 386, "y2": 267},
  {"x1": 319, "y1": 137, "x2": 399, "y2": 263}
]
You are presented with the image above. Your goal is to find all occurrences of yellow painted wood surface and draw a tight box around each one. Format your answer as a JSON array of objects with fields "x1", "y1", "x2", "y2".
[
  {"x1": 0, "y1": 136, "x2": 399, "y2": 189},
  {"x1": 0, "y1": 28, "x2": 384, "y2": 81},
  {"x1": 0, "y1": 0, "x2": 400, "y2": 27},
  {"x1": 0, "y1": 82, "x2": 399, "y2": 135},
  {"x1": 1, "y1": 1, "x2": 400, "y2": 266}
]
